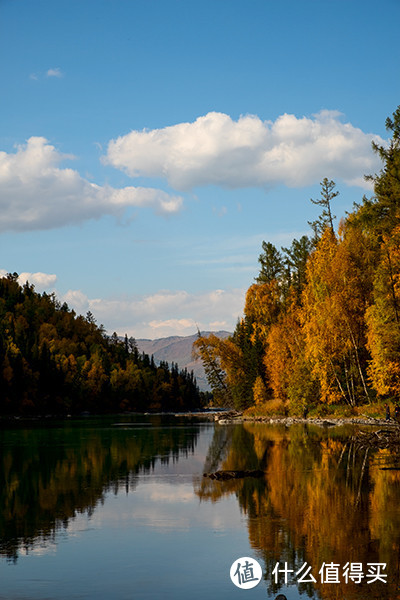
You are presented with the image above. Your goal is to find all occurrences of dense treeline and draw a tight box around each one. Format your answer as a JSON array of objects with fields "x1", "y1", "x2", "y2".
[
  {"x1": 0, "y1": 276, "x2": 201, "y2": 415},
  {"x1": 195, "y1": 106, "x2": 400, "y2": 412}
]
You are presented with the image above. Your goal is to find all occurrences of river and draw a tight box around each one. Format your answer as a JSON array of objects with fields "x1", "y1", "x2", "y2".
[{"x1": 0, "y1": 415, "x2": 399, "y2": 599}]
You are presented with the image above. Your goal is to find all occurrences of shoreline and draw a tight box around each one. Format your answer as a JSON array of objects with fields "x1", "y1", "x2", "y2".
[
  {"x1": 1, "y1": 411, "x2": 398, "y2": 429},
  {"x1": 214, "y1": 412, "x2": 400, "y2": 427}
]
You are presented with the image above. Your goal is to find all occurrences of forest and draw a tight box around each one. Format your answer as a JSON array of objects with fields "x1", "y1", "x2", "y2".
[
  {"x1": 0, "y1": 276, "x2": 202, "y2": 415},
  {"x1": 194, "y1": 105, "x2": 400, "y2": 414}
]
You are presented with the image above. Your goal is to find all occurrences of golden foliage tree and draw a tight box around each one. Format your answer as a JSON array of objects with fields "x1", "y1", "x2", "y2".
[
  {"x1": 366, "y1": 225, "x2": 400, "y2": 395},
  {"x1": 301, "y1": 225, "x2": 373, "y2": 405}
]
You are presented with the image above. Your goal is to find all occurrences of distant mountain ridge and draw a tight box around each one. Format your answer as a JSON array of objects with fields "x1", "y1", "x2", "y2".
[{"x1": 136, "y1": 331, "x2": 231, "y2": 391}]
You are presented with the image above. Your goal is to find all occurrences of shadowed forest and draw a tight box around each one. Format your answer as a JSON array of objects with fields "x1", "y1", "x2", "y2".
[{"x1": 0, "y1": 278, "x2": 202, "y2": 415}]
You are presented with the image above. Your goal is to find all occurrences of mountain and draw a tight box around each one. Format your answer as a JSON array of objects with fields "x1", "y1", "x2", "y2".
[{"x1": 136, "y1": 331, "x2": 231, "y2": 391}]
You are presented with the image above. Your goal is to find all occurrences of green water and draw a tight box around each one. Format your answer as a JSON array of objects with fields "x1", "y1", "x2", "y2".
[{"x1": 0, "y1": 416, "x2": 399, "y2": 599}]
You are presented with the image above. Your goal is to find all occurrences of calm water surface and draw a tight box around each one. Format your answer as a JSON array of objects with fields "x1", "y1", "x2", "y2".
[{"x1": 1, "y1": 415, "x2": 400, "y2": 600}]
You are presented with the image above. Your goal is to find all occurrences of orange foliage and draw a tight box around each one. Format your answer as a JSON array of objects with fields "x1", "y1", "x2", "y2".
[{"x1": 366, "y1": 225, "x2": 400, "y2": 395}]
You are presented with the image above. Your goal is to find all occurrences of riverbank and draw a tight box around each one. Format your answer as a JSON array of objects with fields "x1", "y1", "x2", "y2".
[{"x1": 213, "y1": 411, "x2": 399, "y2": 427}]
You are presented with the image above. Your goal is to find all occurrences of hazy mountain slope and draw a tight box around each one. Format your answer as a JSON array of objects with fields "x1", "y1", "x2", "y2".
[{"x1": 136, "y1": 331, "x2": 231, "y2": 391}]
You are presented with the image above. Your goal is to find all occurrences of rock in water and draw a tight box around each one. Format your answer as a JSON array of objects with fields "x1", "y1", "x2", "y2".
[{"x1": 203, "y1": 469, "x2": 264, "y2": 480}]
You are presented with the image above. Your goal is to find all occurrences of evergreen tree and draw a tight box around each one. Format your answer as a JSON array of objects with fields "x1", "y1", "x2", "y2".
[
  {"x1": 281, "y1": 235, "x2": 313, "y2": 299},
  {"x1": 256, "y1": 241, "x2": 284, "y2": 284},
  {"x1": 0, "y1": 274, "x2": 201, "y2": 415},
  {"x1": 308, "y1": 178, "x2": 338, "y2": 243},
  {"x1": 351, "y1": 106, "x2": 400, "y2": 236}
]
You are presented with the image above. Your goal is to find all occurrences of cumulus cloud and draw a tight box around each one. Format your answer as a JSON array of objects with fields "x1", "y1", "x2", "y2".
[
  {"x1": 0, "y1": 269, "x2": 57, "y2": 292},
  {"x1": 104, "y1": 110, "x2": 384, "y2": 190},
  {"x1": 62, "y1": 289, "x2": 90, "y2": 314},
  {"x1": 61, "y1": 287, "x2": 244, "y2": 338},
  {"x1": 18, "y1": 271, "x2": 57, "y2": 290},
  {"x1": 0, "y1": 137, "x2": 183, "y2": 231}
]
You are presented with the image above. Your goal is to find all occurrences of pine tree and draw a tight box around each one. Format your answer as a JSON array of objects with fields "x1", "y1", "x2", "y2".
[
  {"x1": 281, "y1": 235, "x2": 313, "y2": 299},
  {"x1": 351, "y1": 105, "x2": 400, "y2": 236},
  {"x1": 256, "y1": 241, "x2": 284, "y2": 283},
  {"x1": 308, "y1": 178, "x2": 338, "y2": 243}
]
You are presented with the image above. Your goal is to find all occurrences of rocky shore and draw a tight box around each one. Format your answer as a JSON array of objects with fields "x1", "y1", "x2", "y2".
[{"x1": 213, "y1": 411, "x2": 399, "y2": 428}]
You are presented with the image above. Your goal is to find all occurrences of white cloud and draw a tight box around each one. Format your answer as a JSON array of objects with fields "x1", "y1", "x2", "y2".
[
  {"x1": 0, "y1": 269, "x2": 57, "y2": 292},
  {"x1": 148, "y1": 318, "x2": 195, "y2": 335},
  {"x1": 46, "y1": 67, "x2": 63, "y2": 78},
  {"x1": 0, "y1": 137, "x2": 183, "y2": 231},
  {"x1": 18, "y1": 271, "x2": 57, "y2": 290},
  {"x1": 62, "y1": 289, "x2": 90, "y2": 314},
  {"x1": 61, "y1": 287, "x2": 244, "y2": 338},
  {"x1": 104, "y1": 110, "x2": 384, "y2": 190},
  {"x1": 209, "y1": 320, "x2": 228, "y2": 328}
]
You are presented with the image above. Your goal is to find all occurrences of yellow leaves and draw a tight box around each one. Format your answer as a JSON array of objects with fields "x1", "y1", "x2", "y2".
[
  {"x1": 110, "y1": 362, "x2": 141, "y2": 393},
  {"x1": 264, "y1": 298, "x2": 317, "y2": 406},
  {"x1": 6, "y1": 338, "x2": 20, "y2": 358},
  {"x1": 38, "y1": 322, "x2": 59, "y2": 354},
  {"x1": 197, "y1": 187, "x2": 400, "y2": 408},
  {"x1": 301, "y1": 227, "x2": 372, "y2": 405},
  {"x1": 38, "y1": 322, "x2": 58, "y2": 342},
  {"x1": 55, "y1": 354, "x2": 78, "y2": 385},
  {"x1": 193, "y1": 333, "x2": 229, "y2": 401},
  {"x1": 244, "y1": 281, "x2": 281, "y2": 343},
  {"x1": 365, "y1": 225, "x2": 400, "y2": 396},
  {"x1": 264, "y1": 321, "x2": 290, "y2": 401},
  {"x1": 217, "y1": 338, "x2": 245, "y2": 384},
  {"x1": 253, "y1": 376, "x2": 268, "y2": 406}
]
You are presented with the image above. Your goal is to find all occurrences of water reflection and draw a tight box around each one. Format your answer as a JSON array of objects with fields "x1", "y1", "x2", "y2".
[
  {"x1": 2, "y1": 417, "x2": 400, "y2": 599},
  {"x1": 0, "y1": 416, "x2": 200, "y2": 562},
  {"x1": 196, "y1": 423, "x2": 400, "y2": 599}
]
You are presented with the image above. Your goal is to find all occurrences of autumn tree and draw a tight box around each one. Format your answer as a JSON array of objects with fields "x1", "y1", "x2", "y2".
[
  {"x1": 366, "y1": 225, "x2": 400, "y2": 396},
  {"x1": 301, "y1": 224, "x2": 374, "y2": 406},
  {"x1": 265, "y1": 292, "x2": 318, "y2": 407},
  {"x1": 349, "y1": 106, "x2": 400, "y2": 398},
  {"x1": 193, "y1": 331, "x2": 232, "y2": 406}
]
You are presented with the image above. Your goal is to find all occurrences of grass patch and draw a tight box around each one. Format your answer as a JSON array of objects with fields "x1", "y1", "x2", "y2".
[
  {"x1": 244, "y1": 399, "x2": 393, "y2": 420},
  {"x1": 245, "y1": 398, "x2": 289, "y2": 417}
]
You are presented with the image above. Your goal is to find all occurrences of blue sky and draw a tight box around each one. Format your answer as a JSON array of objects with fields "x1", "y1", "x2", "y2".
[{"x1": 1, "y1": 0, "x2": 399, "y2": 338}]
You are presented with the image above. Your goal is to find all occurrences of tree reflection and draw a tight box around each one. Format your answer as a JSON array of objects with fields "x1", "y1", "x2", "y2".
[
  {"x1": 196, "y1": 423, "x2": 400, "y2": 599},
  {"x1": 0, "y1": 417, "x2": 200, "y2": 562}
]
